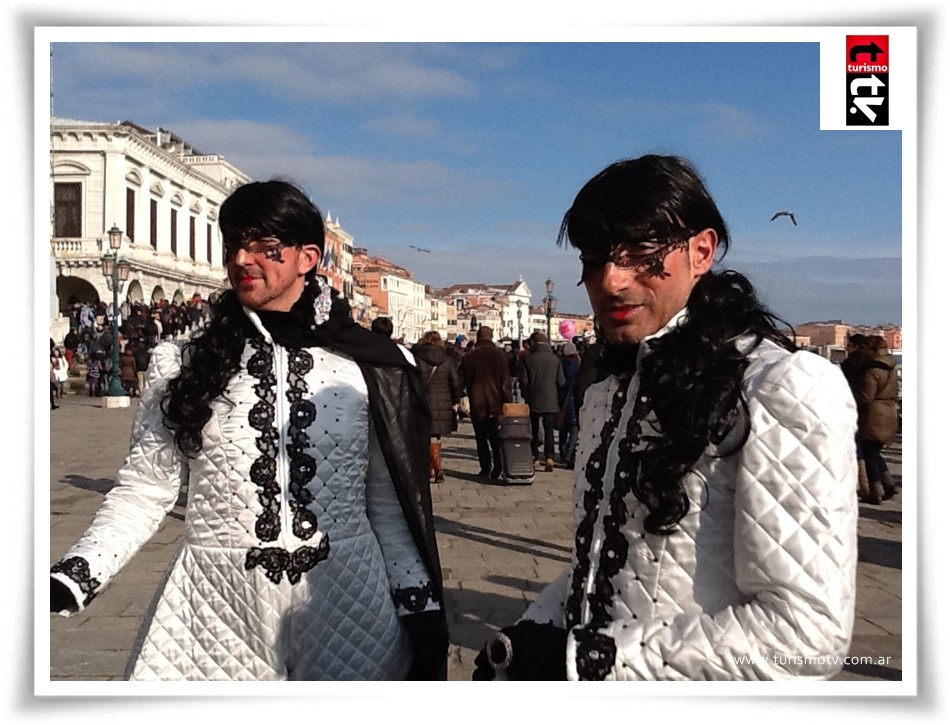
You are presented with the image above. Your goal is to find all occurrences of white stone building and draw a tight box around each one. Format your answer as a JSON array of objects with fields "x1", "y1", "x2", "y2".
[{"x1": 48, "y1": 117, "x2": 251, "y2": 342}]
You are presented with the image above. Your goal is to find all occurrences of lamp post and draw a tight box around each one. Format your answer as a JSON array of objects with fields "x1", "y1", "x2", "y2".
[
  {"x1": 101, "y1": 224, "x2": 131, "y2": 397},
  {"x1": 544, "y1": 277, "x2": 556, "y2": 340},
  {"x1": 516, "y1": 300, "x2": 524, "y2": 347}
]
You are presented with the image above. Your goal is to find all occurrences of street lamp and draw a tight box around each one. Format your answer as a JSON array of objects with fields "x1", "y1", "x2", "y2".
[
  {"x1": 544, "y1": 277, "x2": 556, "y2": 340},
  {"x1": 516, "y1": 300, "x2": 524, "y2": 347},
  {"x1": 101, "y1": 224, "x2": 131, "y2": 397}
]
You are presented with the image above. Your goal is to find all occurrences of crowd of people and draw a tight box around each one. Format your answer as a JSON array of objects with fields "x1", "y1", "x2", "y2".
[
  {"x1": 52, "y1": 297, "x2": 209, "y2": 400},
  {"x1": 49, "y1": 155, "x2": 898, "y2": 682},
  {"x1": 370, "y1": 318, "x2": 599, "y2": 482}
]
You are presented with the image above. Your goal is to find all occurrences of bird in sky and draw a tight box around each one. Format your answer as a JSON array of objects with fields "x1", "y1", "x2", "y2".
[
  {"x1": 409, "y1": 245, "x2": 431, "y2": 253},
  {"x1": 770, "y1": 211, "x2": 797, "y2": 226}
]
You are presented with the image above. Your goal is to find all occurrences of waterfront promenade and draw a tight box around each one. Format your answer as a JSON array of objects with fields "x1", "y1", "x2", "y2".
[{"x1": 47, "y1": 393, "x2": 903, "y2": 682}]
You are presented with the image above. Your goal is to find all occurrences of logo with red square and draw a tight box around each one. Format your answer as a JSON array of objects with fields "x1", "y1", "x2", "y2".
[{"x1": 846, "y1": 35, "x2": 889, "y2": 126}]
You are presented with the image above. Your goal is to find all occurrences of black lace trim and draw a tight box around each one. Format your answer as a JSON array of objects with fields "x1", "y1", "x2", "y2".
[
  {"x1": 245, "y1": 340, "x2": 330, "y2": 585},
  {"x1": 51, "y1": 556, "x2": 101, "y2": 607},
  {"x1": 285, "y1": 349, "x2": 319, "y2": 540},
  {"x1": 393, "y1": 582, "x2": 437, "y2": 612},
  {"x1": 245, "y1": 538, "x2": 331, "y2": 585},
  {"x1": 574, "y1": 626, "x2": 618, "y2": 680},
  {"x1": 565, "y1": 376, "x2": 631, "y2": 630},
  {"x1": 568, "y1": 369, "x2": 660, "y2": 680},
  {"x1": 247, "y1": 337, "x2": 281, "y2": 542},
  {"x1": 586, "y1": 391, "x2": 654, "y2": 625}
]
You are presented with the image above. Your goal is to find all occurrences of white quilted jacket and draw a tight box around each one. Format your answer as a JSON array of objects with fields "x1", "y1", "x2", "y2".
[
  {"x1": 521, "y1": 314, "x2": 859, "y2": 680},
  {"x1": 51, "y1": 310, "x2": 438, "y2": 680}
]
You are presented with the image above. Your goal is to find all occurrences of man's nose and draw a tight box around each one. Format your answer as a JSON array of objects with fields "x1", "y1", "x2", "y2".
[
  {"x1": 598, "y1": 262, "x2": 630, "y2": 295},
  {"x1": 229, "y1": 247, "x2": 253, "y2": 265}
]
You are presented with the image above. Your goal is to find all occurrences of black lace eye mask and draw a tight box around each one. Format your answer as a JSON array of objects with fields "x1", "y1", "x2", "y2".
[
  {"x1": 577, "y1": 237, "x2": 691, "y2": 284},
  {"x1": 223, "y1": 228, "x2": 291, "y2": 263}
]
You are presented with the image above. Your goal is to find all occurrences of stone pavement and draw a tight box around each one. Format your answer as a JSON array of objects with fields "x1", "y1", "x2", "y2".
[{"x1": 47, "y1": 393, "x2": 903, "y2": 682}]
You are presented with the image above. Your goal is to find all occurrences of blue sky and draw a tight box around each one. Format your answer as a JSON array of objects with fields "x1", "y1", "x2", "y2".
[{"x1": 46, "y1": 33, "x2": 905, "y2": 326}]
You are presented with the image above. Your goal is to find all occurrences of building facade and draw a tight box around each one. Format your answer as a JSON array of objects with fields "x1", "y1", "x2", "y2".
[
  {"x1": 351, "y1": 249, "x2": 428, "y2": 343},
  {"x1": 49, "y1": 117, "x2": 251, "y2": 342}
]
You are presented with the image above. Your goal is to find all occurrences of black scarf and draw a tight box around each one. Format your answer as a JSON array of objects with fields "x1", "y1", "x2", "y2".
[{"x1": 254, "y1": 286, "x2": 412, "y2": 369}]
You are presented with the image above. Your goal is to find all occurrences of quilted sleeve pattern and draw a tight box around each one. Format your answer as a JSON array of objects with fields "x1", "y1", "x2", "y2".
[
  {"x1": 365, "y1": 421, "x2": 439, "y2": 616},
  {"x1": 51, "y1": 343, "x2": 189, "y2": 616},
  {"x1": 567, "y1": 349, "x2": 859, "y2": 680}
]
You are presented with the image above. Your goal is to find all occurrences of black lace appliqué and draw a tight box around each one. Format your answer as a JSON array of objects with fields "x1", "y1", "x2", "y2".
[
  {"x1": 285, "y1": 349, "x2": 320, "y2": 541},
  {"x1": 51, "y1": 556, "x2": 101, "y2": 606},
  {"x1": 566, "y1": 376, "x2": 631, "y2": 630},
  {"x1": 567, "y1": 368, "x2": 660, "y2": 680},
  {"x1": 574, "y1": 626, "x2": 618, "y2": 681},
  {"x1": 393, "y1": 582, "x2": 437, "y2": 612},
  {"x1": 244, "y1": 341, "x2": 331, "y2": 585},
  {"x1": 247, "y1": 337, "x2": 281, "y2": 542},
  {"x1": 245, "y1": 537, "x2": 330, "y2": 585},
  {"x1": 586, "y1": 391, "x2": 654, "y2": 625}
]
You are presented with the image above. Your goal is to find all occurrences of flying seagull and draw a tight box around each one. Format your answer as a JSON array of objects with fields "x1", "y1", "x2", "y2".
[
  {"x1": 409, "y1": 245, "x2": 431, "y2": 253},
  {"x1": 770, "y1": 211, "x2": 797, "y2": 226}
]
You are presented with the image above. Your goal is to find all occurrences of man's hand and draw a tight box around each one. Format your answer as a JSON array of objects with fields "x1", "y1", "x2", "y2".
[
  {"x1": 51, "y1": 578, "x2": 78, "y2": 614},
  {"x1": 402, "y1": 610, "x2": 448, "y2": 680}
]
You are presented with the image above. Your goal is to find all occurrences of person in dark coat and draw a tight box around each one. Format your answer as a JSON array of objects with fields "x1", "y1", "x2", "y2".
[
  {"x1": 413, "y1": 331, "x2": 463, "y2": 483},
  {"x1": 460, "y1": 326, "x2": 513, "y2": 479},
  {"x1": 519, "y1": 332, "x2": 565, "y2": 471},
  {"x1": 118, "y1": 344, "x2": 138, "y2": 397},
  {"x1": 855, "y1": 335, "x2": 900, "y2": 504},
  {"x1": 557, "y1": 342, "x2": 582, "y2": 469},
  {"x1": 839, "y1": 333, "x2": 869, "y2": 497}
]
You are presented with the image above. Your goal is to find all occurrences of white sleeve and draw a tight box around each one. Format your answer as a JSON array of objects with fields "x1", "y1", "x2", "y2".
[
  {"x1": 567, "y1": 351, "x2": 859, "y2": 680},
  {"x1": 365, "y1": 420, "x2": 440, "y2": 616},
  {"x1": 519, "y1": 567, "x2": 570, "y2": 628},
  {"x1": 51, "y1": 343, "x2": 189, "y2": 615}
]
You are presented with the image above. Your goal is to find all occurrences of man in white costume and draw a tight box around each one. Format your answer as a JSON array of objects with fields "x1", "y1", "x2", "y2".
[
  {"x1": 51, "y1": 179, "x2": 447, "y2": 680},
  {"x1": 474, "y1": 155, "x2": 858, "y2": 681}
]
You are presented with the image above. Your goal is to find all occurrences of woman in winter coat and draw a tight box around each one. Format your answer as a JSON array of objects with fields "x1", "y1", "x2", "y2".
[
  {"x1": 413, "y1": 331, "x2": 463, "y2": 482},
  {"x1": 855, "y1": 335, "x2": 900, "y2": 504},
  {"x1": 119, "y1": 344, "x2": 138, "y2": 396}
]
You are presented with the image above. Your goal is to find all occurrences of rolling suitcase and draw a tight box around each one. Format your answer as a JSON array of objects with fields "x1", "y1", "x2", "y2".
[{"x1": 498, "y1": 403, "x2": 535, "y2": 485}]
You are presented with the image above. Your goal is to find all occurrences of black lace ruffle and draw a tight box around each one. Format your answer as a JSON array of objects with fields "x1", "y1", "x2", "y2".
[
  {"x1": 393, "y1": 582, "x2": 437, "y2": 612},
  {"x1": 51, "y1": 556, "x2": 101, "y2": 607}
]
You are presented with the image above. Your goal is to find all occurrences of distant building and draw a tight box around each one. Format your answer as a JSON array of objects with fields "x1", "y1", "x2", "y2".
[
  {"x1": 794, "y1": 321, "x2": 851, "y2": 348},
  {"x1": 352, "y1": 249, "x2": 427, "y2": 343}
]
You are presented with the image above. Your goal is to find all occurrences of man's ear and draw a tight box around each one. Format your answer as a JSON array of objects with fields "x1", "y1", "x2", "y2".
[
  {"x1": 298, "y1": 245, "x2": 322, "y2": 276},
  {"x1": 689, "y1": 228, "x2": 718, "y2": 279}
]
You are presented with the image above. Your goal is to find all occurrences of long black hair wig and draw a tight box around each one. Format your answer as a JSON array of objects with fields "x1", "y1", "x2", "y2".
[
  {"x1": 559, "y1": 155, "x2": 797, "y2": 534},
  {"x1": 161, "y1": 179, "x2": 326, "y2": 457}
]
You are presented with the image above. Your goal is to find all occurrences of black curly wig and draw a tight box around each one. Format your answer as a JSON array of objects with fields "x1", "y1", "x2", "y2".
[
  {"x1": 161, "y1": 179, "x2": 326, "y2": 457},
  {"x1": 559, "y1": 155, "x2": 797, "y2": 534}
]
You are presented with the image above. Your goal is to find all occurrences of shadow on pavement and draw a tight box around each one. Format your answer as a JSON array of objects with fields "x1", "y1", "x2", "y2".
[
  {"x1": 61, "y1": 474, "x2": 115, "y2": 495},
  {"x1": 433, "y1": 514, "x2": 571, "y2": 562},
  {"x1": 842, "y1": 661, "x2": 902, "y2": 680},
  {"x1": 444, "y1": 587, "x2": 528, "y2": 652},
  {"x1": 859, "y1": 506, "x2": 902, "y2": 524},
  {"x1": 857, "y1": 535, "x2": 901, "y2": 569},
  {"x1": 441, "y1": 446, "x2": 479, "y2": 461}
]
